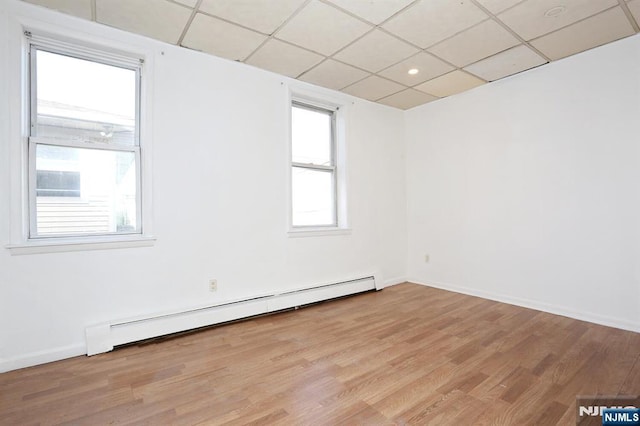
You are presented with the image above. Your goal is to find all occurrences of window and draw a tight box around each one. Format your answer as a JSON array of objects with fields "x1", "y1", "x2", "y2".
[
  {"x1": 36, "y1": 170, "x2": 81, "y2": 197},
  {"x1": 27, "y1": 33, "x2": 142, "y2": 238},
  {"x1": 291, "y1": 101, "x2": 337, "y2": 228}
]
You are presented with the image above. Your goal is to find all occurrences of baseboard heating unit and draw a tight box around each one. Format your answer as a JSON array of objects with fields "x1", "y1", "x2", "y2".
[{"x1": 86, "y1": 275, "x2": 382, "y2": 356}]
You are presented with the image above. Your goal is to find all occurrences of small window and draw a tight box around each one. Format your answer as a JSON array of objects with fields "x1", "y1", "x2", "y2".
[
  {"x1": 27, "y1": 34, "x2": 142, "y2": 238},
  {"x1": 36, "y1": 170, "x2": 80, "y2": 197},
  {"x1": 291, "y1": 101, "x2": 337, "y2": 227}
]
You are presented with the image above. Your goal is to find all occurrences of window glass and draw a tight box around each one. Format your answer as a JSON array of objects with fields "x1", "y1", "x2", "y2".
[
  {"x1": 292, "y1": 167, "x2": 334, "y2": 227},
  {"x1": 35, "y1": 145, "x2": 137, "y2": 236},
  {"x1": 36, "y1": 170, "x2": 81, "y2": 197},
  {"x1": 34, "y1": 50, "x2": 137, "y2": 146},
  {"x1": 291, "y1": 101, "x2": 337, "y2": 228},
  {"x1": 28, "y1": 42, "x2": 142, "y2": 239},
  {"x1": 291, "y1": 105, "x2": 332, "y2": 166}
]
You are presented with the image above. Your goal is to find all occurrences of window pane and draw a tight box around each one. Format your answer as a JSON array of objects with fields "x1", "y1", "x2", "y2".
[
  {"x1": 292, "y1": 167, "x2": 335, "y2": 227},
  {"x1": 37, "y1": 170, "x2": 80, "y2": 197},
  {"x1": 292, "y1": 105, "x2": 332, "y2": 166},
  {"x1": 35, "y1": 145, "x2": 138, "y2": 236},
  {"x1": 35, "y1": 50, "x2": 137, "y2": 145}
]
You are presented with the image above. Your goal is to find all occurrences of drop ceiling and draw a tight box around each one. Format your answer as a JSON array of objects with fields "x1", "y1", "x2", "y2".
[{"x1": 21, "y1": 0, "x2": 640, "y2": 110}]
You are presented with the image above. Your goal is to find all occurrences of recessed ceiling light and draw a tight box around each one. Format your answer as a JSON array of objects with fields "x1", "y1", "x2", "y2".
[
  {"x1": 544, "y1": 5, "x2": 566, "y2": 17},
  {"x1": 408, "y1": 68, "x2": 419, "y2": 75}
]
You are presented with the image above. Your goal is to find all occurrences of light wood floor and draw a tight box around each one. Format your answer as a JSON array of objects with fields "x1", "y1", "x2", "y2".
[{"x1": 1, "y1": 283, "x2": 639, "y2": 425}]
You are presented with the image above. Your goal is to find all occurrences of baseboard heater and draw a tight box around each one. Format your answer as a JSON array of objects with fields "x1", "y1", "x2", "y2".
[{"x1": 86, "y1": 275, "x2": 381, "y2": 356}]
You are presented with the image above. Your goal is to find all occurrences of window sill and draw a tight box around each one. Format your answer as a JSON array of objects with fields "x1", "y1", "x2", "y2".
[
  {"x1": 287, "y1": 227, "x2": 351, "y2": 238},
  {"x1": 6, "y1": 235, "x2": 156, "y2": 255}
]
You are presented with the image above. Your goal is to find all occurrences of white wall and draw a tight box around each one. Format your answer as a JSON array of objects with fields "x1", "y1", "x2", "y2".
[
  {"x1": 0, "y1": 0, "x2": 407, "y2": 371},
  {"x1": 406, "y1": 34, "x2": 640, "y2": 332}
]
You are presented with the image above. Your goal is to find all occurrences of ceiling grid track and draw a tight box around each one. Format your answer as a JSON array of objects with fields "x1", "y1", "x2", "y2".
[{"x1": 17, "y1": 0, "x2": 640, "y2": 109}]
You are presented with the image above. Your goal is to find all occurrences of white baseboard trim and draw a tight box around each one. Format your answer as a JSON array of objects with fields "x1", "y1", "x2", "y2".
[
  {"x1": 0, "y1": 343, "x2": 85, "y2": 374},
  {"x1": 87, "y1": 275, "x2": 379, "y2": 356},
  {"x1": 2, "y1": 275, "x2": 382, "y2": 372},
  {"x1": 383, "y1": 276, "x2": 408, "y2": 288},
  {"x1": 410, "y1": 278, "x2": 640, "y2": 333}
]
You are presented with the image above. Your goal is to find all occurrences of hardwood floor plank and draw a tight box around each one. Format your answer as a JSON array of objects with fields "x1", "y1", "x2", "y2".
[
  {"x1": 531, "y1": 400, "x2": 568, "y2": 425},
  {"x1": 620, "y1": 354, "x2": 640, "y2": 395},
  {"x1": 1, "y1": 283, "x2": 638, "y2": 425}
]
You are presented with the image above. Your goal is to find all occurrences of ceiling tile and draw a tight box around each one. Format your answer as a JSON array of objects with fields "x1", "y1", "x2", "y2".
[
  {"x1": 198, "y1": 0, "x2": 306, "y2": 35},
  {"x1": 342, "y1": 75, "x2": 405, "y2": 101},
  {"x1": 378, "y1": 52, "x2": 454, "y2": 86},
  {"x1": 414, "y1": 70, "x2": 485, "y2": 97},
  {"x1": 383, "y1": 0, "x2": 488, "y2": 48},
  {"x1": 530, "y1": 7, "x2": 635, "y2": 61},
  {"x1": 428, "y1": 19, "x2": 520, "y2": 67},
  {"x1": 497, "y1": 0, "x2": 618, "y2": 41},
  {"x1": 182, "y1": 13, "x2": 267, "y2": 61},
  {"x1": 246, "y1": 39, "x2": 324, "y2": 78},
  {"x1": 475, "y1": 0, "x2": 524, "y2": 14},
  {"x1": 275, "y1": 0, "x2": 372, "y2": 56},
  {"x1": 23, "y1": 0, "x2": 92, "y2": 19},
  {"x1": 629, "y1": 0, "x2": 640, "y2": 22},
  {"x1": 96, "y1": 0, "x2": 192, "y2": 44},
  {"x1": 333, "y1": 29, "x2": 419, "y2": 73},
  {"x1": 326, "y1": 0, "x2": 414, "y2": 24},
  {"x1": 173, "y1": 0, "x2": 198, "y2": 7},
  {"x1": 464, "y1": 45, "x2": 546, "y2": 81},
  {"x1": 299, "y1": 59, "x2": 370, "y2": 90},
  {"x1": 378, "y1": 89, "x2": 438, "y2": 110}
]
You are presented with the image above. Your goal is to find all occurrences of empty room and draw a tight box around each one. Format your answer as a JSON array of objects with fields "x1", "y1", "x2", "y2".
[{"x1": 1, "y1": 0, "x2": 639, "y2": 424}]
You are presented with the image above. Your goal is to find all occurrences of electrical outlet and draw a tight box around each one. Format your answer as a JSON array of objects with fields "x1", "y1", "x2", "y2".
[
  {"x1": 209, "y1": 279, "x2": 217, "y2": 292},
  {"x1": 424, "y1": 254, "x2": 430, "y2": 263}
]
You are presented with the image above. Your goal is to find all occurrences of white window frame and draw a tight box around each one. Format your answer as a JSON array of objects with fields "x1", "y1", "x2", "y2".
[
  {"x1": 6, "y1": 28, "x2": 155, "y2": 255},
  {"x1": 291, "y1": 101, "x2": 338, "y2": 227},
  {"x1": 288, "y1": 88, "x2": 350, "y2": 237}
]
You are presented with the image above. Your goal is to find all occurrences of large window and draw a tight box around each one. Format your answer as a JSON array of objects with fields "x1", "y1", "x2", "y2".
[
  {"x1": 27, "y1": 34, "x2": 142, "y2": 238},
  {"x1": 291, "y1": 101, "x2": 337, "y2": 227}
]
